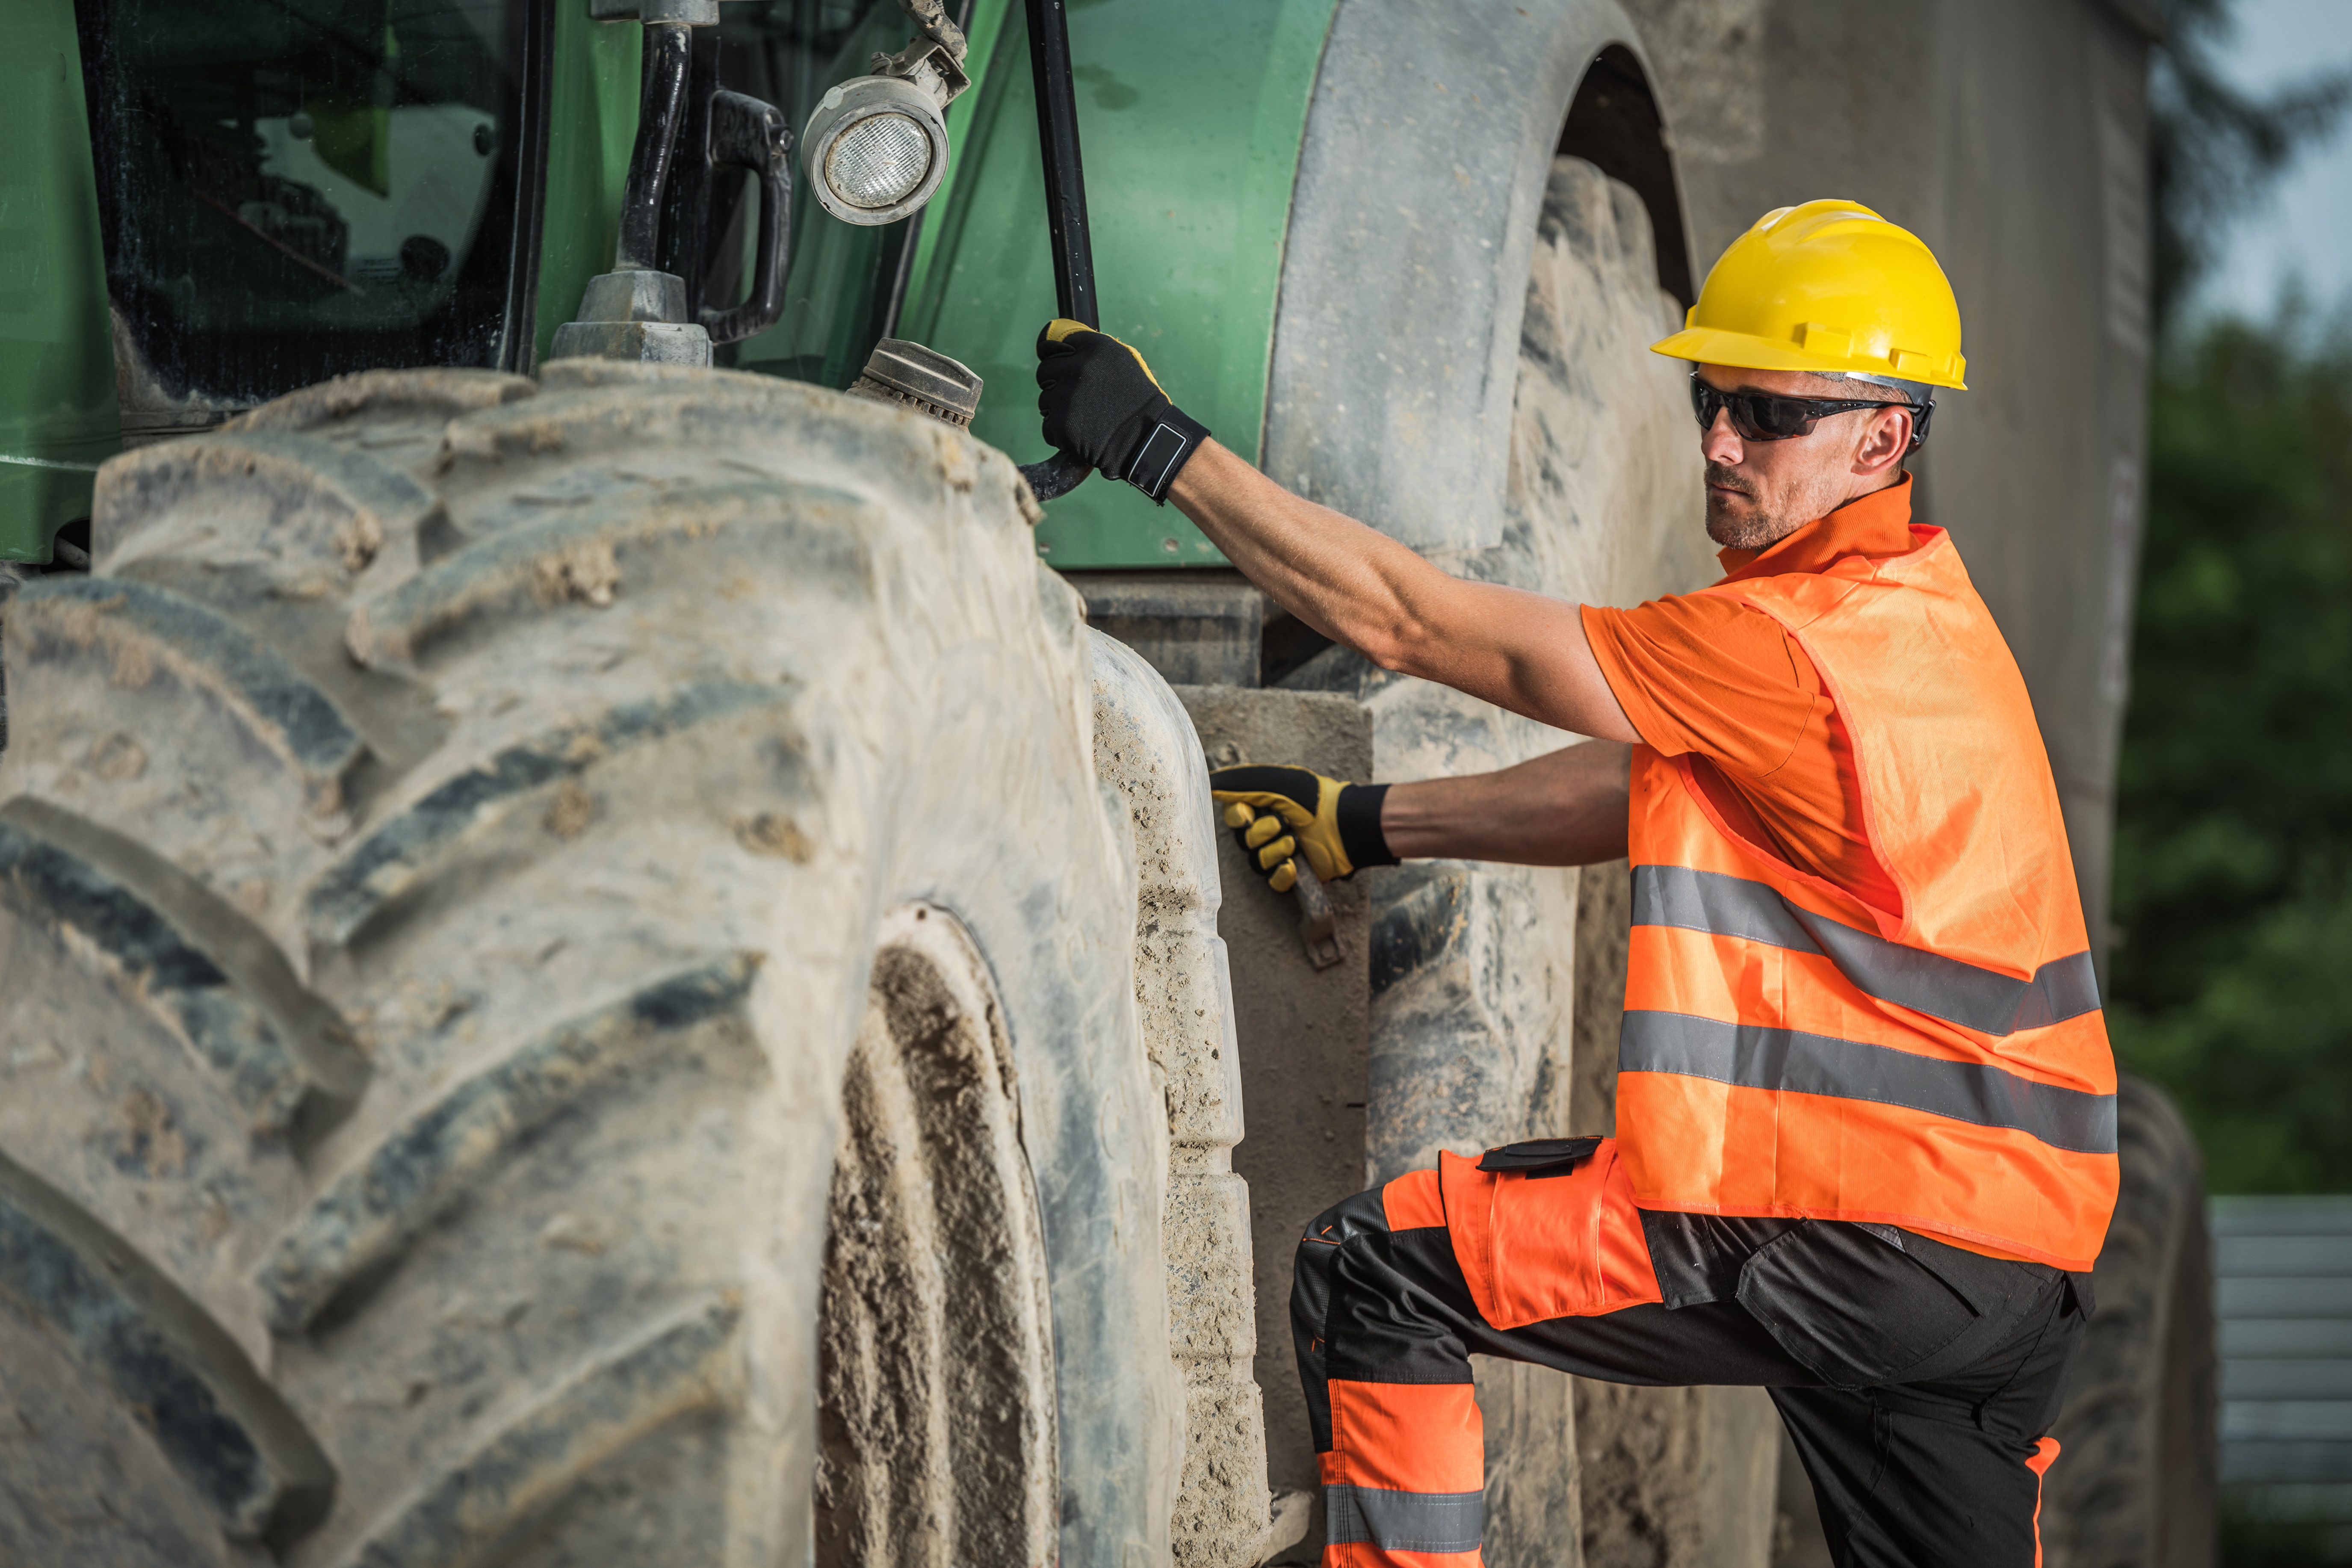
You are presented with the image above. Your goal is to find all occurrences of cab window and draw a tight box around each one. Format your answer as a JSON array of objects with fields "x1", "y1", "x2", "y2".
[{"x1": 79, "y1": 0, "x2": 535, "y2": 430}]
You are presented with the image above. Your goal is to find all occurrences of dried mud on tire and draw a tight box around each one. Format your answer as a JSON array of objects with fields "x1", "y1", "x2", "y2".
[{"x1": 0, "y1": 362, "x2": 1175, "y2": 1567}]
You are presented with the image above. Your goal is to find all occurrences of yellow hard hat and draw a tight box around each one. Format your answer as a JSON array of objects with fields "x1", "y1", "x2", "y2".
[{"x1": 1651, "y1": 199, "x2": 1967, "y2": 390}]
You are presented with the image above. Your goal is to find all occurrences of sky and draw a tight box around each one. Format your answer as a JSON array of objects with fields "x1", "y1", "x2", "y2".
[{"x1": 2194, "y1": 0, "x2": 2352, "y2": 319}]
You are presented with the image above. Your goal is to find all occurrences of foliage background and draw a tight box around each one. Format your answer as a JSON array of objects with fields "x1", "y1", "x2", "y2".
[
  {"x1": 2108, "y1": 308, "x2": 2352, "y2": 1194},
  {"x1": 2107, "y1": 0, "x2": 2349, "y2": 1196}
]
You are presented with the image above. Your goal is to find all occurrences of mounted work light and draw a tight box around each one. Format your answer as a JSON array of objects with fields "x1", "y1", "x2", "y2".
[{"x1": 801, "y1": 74, "x2": 951, "y2": 224}]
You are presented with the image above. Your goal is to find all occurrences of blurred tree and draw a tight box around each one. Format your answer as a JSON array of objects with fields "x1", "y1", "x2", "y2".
[
  {"x1": 2148, "y1": 0, "x2": 2349, "y2": 331},
  {"x1": 2113, "y1": 0, "x2": 2352, "y2": 1189},
  {"x1": 2110, "y1": 307, "x2": 2352, "y2": 1192}
]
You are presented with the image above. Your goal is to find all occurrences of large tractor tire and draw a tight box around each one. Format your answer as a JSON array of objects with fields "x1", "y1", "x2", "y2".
[
  {"x1": 2039, "y1": 1074, "x2": 2219, "y2": 1568},
  {"x1": 0, "y1": 363, "x2": 1181, "y2": 1566}
]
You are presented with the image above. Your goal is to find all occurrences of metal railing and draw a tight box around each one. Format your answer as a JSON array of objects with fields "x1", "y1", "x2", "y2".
[{"x1": 2215, "y1": 1195, "x2": 2352, "y2": 1532}]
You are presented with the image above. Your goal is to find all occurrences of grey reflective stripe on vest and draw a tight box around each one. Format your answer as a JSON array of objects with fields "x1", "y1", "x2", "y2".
[
  {"x1": 1619, "y1": 1010, "x2": 2119, "y2": 1155},
  {"x1": 1632, "y1": 865, "x2": 2101, "y2": 1036},
  {"x1": 1324, "y1": 1483, "x2": 1484, "y2": 1553}
]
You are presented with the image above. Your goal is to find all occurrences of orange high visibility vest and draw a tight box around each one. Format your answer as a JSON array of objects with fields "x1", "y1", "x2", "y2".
[{"x1": 1616, "y1": 521, "x2": 2119, "y2": 1272}]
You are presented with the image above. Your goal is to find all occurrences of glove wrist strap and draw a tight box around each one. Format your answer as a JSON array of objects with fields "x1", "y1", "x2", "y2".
[
  {"x1": 1121, "y1": 405, "x2": 1211, "y2": 504},
  {"x1": 1335, "y1": 782, "x2": 1397, "y2": 870}
]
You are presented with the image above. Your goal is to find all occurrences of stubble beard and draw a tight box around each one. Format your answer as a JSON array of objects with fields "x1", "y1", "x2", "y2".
[
  {"x1": 1704, "y1": 466, "x2": 1788, "y2": 550},
  {"x1": 1704, "y1": 461, "x2": 1859, "y2": 551}
]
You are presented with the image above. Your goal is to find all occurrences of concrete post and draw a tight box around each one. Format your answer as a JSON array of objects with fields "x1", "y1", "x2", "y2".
[{"x1": 1173, "y1": 685, "x2": 1374, "y2": 1565}]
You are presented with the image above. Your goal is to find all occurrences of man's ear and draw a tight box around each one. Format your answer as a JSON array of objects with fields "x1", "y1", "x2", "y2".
[{"x1": 1852, "y1": 406, "x2": 1912, "y2": 477}]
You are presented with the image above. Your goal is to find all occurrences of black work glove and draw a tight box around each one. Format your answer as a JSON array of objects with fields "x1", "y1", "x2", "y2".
[
  {"x1": 1209, "y1": 765, "x2": 1395, "y2": 893},
  {"x1": 1035, "y1": 319, "x2": 1211, "y2": 503}
]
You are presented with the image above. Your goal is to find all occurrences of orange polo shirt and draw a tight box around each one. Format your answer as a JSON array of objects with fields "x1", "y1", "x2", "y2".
[{"x1": 1580, "y1": 477, "x2": 1922, "y2": 917}]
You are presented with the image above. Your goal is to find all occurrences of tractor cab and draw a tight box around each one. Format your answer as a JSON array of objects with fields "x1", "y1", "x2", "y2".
[{"x1": 6, "y1": 0, "x2": 942, "y2": 564}]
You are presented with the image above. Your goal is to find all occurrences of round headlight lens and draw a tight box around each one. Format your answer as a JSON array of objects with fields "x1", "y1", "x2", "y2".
[{"x1": 826, "y1": 113, "x2": 934, "y2": 210}]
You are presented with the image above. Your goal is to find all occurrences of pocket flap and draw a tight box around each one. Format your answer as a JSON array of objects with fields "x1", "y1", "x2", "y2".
[{"x1": 1476, "y1": 1137, "x2": 1601, "y2": 1179}]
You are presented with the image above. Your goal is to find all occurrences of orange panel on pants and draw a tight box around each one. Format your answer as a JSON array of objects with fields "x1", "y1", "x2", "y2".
[
  {"x1": 1319, "y1": 1381, "x2": 1484, "y2": 1566},
  {"x1": 1437, "y1": 1138, "x2": 1664, "y2": 1328},
  {"x1": 1311, "y1": 1144, "x2": 1661, "y2": 1565}
]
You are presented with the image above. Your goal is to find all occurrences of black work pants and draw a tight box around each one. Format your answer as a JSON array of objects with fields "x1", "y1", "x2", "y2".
[{"x1": 1293, "y1": 1171, "x2": 2090, "y2": 1567}]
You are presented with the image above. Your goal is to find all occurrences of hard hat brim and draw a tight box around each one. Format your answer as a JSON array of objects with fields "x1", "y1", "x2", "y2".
[{"x1": 1649, "y1": 325, "x2": 1968, "y2": 391}]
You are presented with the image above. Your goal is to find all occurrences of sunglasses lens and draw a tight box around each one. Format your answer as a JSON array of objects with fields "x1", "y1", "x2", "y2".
[
  {"x1": 1691, "y1": 380, "x2": 1811, "y2": 442},
  {"x1": 1743, "y1": 396, "x2": 1817, "y2": 440},
  {"x1": 1689, "y1": 380, "x2": 1717, "y2": 430},
  {"x1": 1690, "y1": 378, "x2": 1863, "y2": 442}
]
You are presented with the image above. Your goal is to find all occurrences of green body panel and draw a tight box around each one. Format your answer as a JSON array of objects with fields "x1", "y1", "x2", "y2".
[
  {"x1": 741, "y1": 0, "x2": 1336, "y2": 569},
  {"x1": 915, "y1": 0, "x2": 1335, "y2": 568},
  {"x1": 900, "y1": 0, "x2": 1019, "y2": 343},
  {"x1": 535, "y1": 6, "x2": 643, "y2": 369},
  {"x1": 0, "y1": 0, "x2": 123, "y2": 562}
]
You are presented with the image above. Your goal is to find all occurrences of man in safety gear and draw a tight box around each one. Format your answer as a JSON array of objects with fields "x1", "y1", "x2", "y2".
[{"x1": 1036, "y1": 199, "x2": 2115, "y2": 1567}]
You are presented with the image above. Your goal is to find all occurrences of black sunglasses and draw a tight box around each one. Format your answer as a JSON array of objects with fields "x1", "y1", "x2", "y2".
[{"x1": 1690, "y1": 373, "x2": 1931, "y2": 447}]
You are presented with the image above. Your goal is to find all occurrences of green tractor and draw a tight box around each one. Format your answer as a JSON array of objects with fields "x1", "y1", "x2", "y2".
[{"x1": 0, "y1": 2, "x2": 2214, "y2": 1565}]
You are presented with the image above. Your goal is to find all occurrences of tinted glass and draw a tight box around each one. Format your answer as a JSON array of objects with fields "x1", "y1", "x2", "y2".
[
  {"x1": 712, "y1": 0, "x2": 904, "y2": 384},
  {"x1": 81, "y1": 0, "x2": 532, "y2": 433}
]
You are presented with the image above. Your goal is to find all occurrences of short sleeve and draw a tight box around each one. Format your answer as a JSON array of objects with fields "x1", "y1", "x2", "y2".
[{"x1": 1580, "y1": 595, "x2": 1819, "y2": 779}]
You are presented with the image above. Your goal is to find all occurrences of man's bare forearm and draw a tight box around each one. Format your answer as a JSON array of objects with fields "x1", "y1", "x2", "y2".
[
  {"x1": 1166, "y1": 440, "x2": 1436, "y2": 653},
  {"x1": 1169, "y1": 441, "x2": 1639, "y2": 744},
  {"x1": 1381, "y1": 741, "x2": 1632, "y2": 866}
]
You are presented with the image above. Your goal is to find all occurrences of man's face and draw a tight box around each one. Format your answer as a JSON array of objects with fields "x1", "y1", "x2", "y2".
[{"x1": 1695, "y1": 364, "x2": 1912, "y2": 550}]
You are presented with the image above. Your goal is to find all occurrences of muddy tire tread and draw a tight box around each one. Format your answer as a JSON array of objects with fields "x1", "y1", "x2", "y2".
[{"x1": 0, "y1": 364, "x2": 1156, "y2": 1566}]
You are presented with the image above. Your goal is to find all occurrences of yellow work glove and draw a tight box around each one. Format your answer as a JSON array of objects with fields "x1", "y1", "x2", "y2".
[{"x1": 1209, "y1": 765, "x2": 1395, "y2": 894}]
